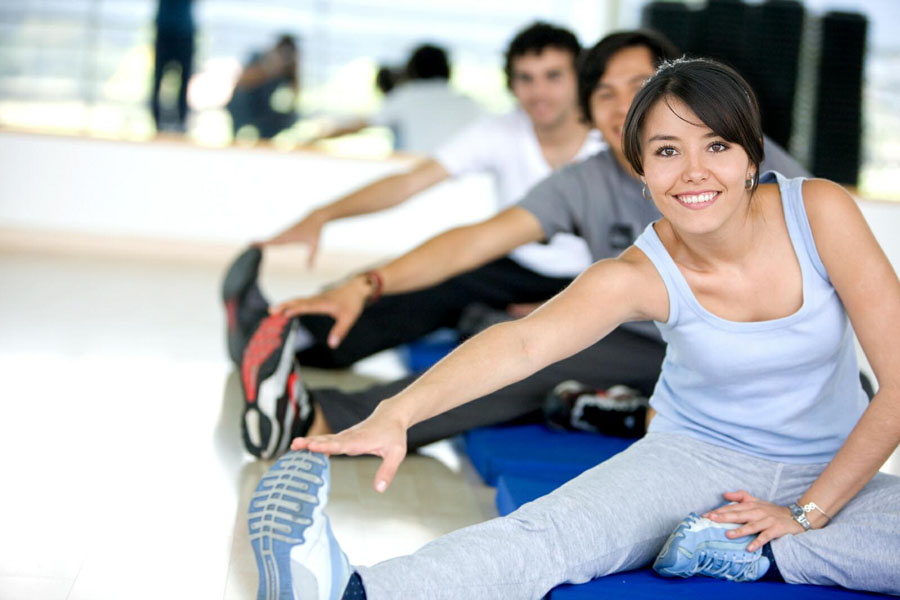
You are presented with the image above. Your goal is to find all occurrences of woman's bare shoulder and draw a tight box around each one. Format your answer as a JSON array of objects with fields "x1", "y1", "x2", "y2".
[{"x1": 616, "y1": 243, "x2": 670, "y2": 323}]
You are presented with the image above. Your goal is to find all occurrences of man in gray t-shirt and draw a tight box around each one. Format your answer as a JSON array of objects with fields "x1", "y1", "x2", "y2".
[{"x1": 255, "y1": 30, "x2": 810, "y2": 453}]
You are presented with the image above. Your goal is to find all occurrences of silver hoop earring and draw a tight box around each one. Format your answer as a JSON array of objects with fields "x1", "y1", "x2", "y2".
[
  {"x1": 642, "y1": 184, "x2": 651, "y2": 201},
  {"x1": 745, "y1": 173, "x2": 755, "y2": 189}
]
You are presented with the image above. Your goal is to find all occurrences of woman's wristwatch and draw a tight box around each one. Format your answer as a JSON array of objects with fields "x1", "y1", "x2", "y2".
[
  {"x1": 789, "y1": 501, "x2": 831, "y2": 531},
  {"x1": 788, "y1": 503, "x2": 812, "y2": 531}
]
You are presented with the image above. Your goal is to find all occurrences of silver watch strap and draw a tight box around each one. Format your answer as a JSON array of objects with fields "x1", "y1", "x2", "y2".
[{"x1": 789, "y1": 502, "x2": 811, "y2": 531}]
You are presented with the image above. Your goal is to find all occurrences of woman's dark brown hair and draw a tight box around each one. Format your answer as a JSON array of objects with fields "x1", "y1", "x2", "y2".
[{"x1": 623, "y1": 58, "x2": 765, "y2": 192}]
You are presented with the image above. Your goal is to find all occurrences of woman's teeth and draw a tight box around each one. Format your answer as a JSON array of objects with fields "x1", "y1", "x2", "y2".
[{"x1": 677, "y1": 191, "x2": 717, "y2": 204}]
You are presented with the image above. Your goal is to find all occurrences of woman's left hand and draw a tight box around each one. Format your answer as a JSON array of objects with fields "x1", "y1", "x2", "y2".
[{"x1": 703, "y1": 490, "x2": 805, "y2": 552}]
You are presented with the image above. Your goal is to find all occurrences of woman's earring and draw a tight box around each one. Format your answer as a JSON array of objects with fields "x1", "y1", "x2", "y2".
[
  {"x1": 642, "y1": 184, "x2": 652, "y2": 201},
  {"x1": 745, "y1": 173, "x2": 755, "y2": 189}
]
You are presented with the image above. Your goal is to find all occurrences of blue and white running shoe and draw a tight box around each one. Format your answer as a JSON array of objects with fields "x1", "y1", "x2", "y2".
[
  {"x1": 249, "y1": 451, "x2": 352, "y2": 600},
  {"x1": 653, "y1": 512, "x2": 770, "y2": 582}
]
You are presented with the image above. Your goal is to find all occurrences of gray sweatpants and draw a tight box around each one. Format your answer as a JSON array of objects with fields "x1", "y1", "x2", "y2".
[{"x1": 355, "y1": 433, "x2": 900, "y2": 598}]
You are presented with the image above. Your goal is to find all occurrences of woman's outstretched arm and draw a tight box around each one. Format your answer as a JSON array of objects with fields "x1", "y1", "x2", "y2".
[{"x1": 292, "y1": 246, "x2": 668, "y2": 491}]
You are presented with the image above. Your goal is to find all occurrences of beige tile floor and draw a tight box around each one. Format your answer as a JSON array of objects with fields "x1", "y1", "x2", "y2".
[
  {"x1": 1, "y1": 241, "x2": 898, "y2": 600},
  {"x1": 0, "y1": 246, "x2": 496, "y2": 600}
]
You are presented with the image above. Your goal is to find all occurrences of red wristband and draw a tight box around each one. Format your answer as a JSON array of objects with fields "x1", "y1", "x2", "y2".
[{"x1": 363, "y1": 270, "x2": 383, "y2": 305}]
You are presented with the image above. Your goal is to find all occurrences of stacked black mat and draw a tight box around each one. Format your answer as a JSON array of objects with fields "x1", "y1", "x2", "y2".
[{"x1": 642, "y1": 0, "x2": 867, "y2": 185}]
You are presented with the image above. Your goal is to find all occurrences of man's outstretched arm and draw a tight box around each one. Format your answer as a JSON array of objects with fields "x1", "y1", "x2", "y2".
[
  {"x1": 272, "y1": 206, "x2": 546, "y2": 348},
  {"x1": 264, "y1": 158, "x2": 451, "y2": 265}
]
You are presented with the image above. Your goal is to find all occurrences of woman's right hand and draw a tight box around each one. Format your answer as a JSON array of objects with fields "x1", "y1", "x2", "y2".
[
  {"x1": 291, "y1": 403, "x2": 409, "y2": 493},
  {"x1": 261, "y1": 211, "x2": 327, "y2": 267},
  {"x1": 271, "y1": 276, "x2": 369, "y2": 348}
]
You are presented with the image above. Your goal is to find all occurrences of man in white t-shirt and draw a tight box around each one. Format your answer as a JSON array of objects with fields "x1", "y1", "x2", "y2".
[
  {"x1": 224, "y1": 22, "x2": 603, "y2": 371},
  {"x1": 370, "y1": 44, "x2": 484, "y2": 154},
  {"x1": 432, "y1": 108, "x2": 599, "y2": 278},
  {"x1": 264, "y1": 22, "x2": 601, "y2": 271}
]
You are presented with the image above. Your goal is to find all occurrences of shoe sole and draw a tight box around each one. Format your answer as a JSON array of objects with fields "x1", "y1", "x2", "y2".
[
  {"x1": 242, "y1": 314, "x2": 299, "y2": 458},
  {"x1": 223, "y1": 246, "x2": 263, "y2": 364},
  {"x1": 249, "y1": 451, "x2": 330, "y2": 600}
]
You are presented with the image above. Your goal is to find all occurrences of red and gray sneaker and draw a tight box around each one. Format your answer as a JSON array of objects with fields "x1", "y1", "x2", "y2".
[
  {"x1": 222, "y1": 246, "x2": 269, "y2": 367},
  {"x1": 542, "y1": 380, "x2": 649, "y2": 438},
  {"x1": 241, "y1": 314, "x2": 313, "y2": 459}
]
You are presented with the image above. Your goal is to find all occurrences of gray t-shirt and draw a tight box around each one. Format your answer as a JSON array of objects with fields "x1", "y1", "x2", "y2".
[{"x1": 518, "y1": 137, "x2": 809, "y2": 339}]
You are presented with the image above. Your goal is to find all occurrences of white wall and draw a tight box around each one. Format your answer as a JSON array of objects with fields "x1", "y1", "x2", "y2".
[
  {"x1": 0, "y1": 131, "x2": 496, "y2": 258},
  {"x1": 3, "y1": 131, "x2": 899, "y2": 268}
]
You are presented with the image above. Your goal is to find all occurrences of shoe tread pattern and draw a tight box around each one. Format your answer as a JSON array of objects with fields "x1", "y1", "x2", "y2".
[{"x1": 249, "y1": 451, "x2": 328, "y2": 600}]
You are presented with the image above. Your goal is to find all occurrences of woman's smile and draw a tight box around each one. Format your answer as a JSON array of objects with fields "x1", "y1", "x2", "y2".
[{"x1": 673, "y1": 190, "x2": 720, "y2": 209}]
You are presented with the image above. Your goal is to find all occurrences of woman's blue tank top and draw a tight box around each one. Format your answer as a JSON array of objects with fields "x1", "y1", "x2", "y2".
[{"x1": 634, "y1": 172, "x2": 868, "y2": 463}]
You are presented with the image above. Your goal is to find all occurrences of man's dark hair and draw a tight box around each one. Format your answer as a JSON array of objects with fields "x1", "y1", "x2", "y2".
[
  {"x1": 577, "y1": 29, "x2": 679, "y2": 124},
  {"x1": 406, "y1": 44, "x2": 451, "y2": 80},
  {"x1": 504, "y1": 22, "x2": 581, "y2": 89},
  {"x1": 375, "y1": 65, "x2": 399, "y2": 94},
  {"x1": 623, "y1": 57, "x2": 765, "y2": 193}
]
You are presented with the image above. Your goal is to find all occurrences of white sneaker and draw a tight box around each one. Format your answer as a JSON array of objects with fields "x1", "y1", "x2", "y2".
[{"x1": 249, "y1": 451, "x2": 352, "y2": 599}]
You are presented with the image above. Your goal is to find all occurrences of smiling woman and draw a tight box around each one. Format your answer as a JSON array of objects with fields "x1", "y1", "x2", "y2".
[
  {"x1": 624, "y1": 58, "x2": 765, "y2": 193},
  {"x1": 639, "y1": 97, "x2": 760, "y2": 236},
  {"x1": 245, "y1": 57, "x2": 900, "y2": 600}
]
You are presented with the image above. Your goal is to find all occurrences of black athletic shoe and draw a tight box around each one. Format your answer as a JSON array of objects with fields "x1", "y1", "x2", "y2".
[
  {"x1": 543, "y1": 380, "x2": 649, "y2": 438},
  {"x1": 222, "y1": 246, "x2": 269, "y2": 366},
  {"x1": 241, "y1": 314, "x2": 314, "y2": 459}
]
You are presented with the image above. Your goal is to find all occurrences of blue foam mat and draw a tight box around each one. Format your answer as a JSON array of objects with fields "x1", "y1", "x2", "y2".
[
  {"x1": 495, "y1": 472, "x2": 567, "y2": 516},
  {"x1": 495, "y1": 473, "x2": 888, "y2": 599},
  {"x1": 463, "y1": 424, "x2": 635, "y2": 485},
  {"x1": 549, "y1": 570, "x2": 885, "y2": 599},
  {"x1": 398, "y1": 328, "x2": 458, "y2": 372}
]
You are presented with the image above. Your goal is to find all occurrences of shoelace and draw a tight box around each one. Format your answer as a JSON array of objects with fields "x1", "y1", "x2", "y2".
[{"x1": 694, "y1": 549, "x2": 759, "y2": 581}]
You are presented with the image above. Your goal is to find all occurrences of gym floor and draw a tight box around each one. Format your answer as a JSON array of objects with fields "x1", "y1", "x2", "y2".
[
  {"x1": 0, "y1": 244, "x2": 496, "y2": 599},
  {"x1": 0, "y1": 236, "x2": 897, "y2": 600}
]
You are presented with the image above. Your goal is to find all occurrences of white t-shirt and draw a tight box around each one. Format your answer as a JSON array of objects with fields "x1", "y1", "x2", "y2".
[
  {"x1": 371, "y1": 80, "x2": 484, "y2": 155},
  {"x1": 434, "y1": 109, "x2": 604, "y2": 277}
]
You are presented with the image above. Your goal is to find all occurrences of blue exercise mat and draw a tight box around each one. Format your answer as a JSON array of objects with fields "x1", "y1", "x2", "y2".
[
  {"x1": 398, "y1": 328, "x2": 458, "y2": 372},
  {"x1": 495, "y1": 471, "x2": 570, "y2": 516},
  {"x1": 550, "y1": 570, "x2": 887, "y2": 598},
  {"x1": 463, "y1": 424, "x2": 635, "y2": 485},
  {"x1": 495, "y1": 474, "x2": 888, "y2": 599}
]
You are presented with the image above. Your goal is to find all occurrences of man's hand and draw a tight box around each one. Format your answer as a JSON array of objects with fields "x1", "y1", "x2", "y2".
[
  {"x1": 262, "y1": 210, "x2": 327, "y2": 267},
  {"x1": 271, "y1": 276, "x2": 371, "y2": 348}
]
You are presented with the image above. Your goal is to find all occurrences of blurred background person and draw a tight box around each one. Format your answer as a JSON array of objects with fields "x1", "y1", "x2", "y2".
[
  {"x1": 372, "y1": 43, "x2": 485, "y2": 153},
  {"x1": 226, "y1": 34, "x2": 300, "y2": 140},
  {"x1": 314, "y1": 43, "x2": 484, "y2": 154},
  {"x1": 375, "y1": 64, "x2": 402, "y2": 96},
  {"x1": 150, "y1": 0, "x2": 195, "y2": 133}
]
